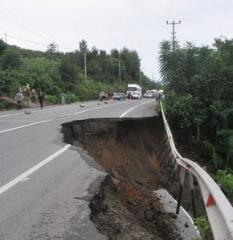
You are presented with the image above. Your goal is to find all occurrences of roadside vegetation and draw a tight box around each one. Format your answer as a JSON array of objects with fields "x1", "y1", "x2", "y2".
[
  {"x1": 159, "y1": 38, "x2": 233, "y2": 238},
  {"x1": 0, "y1": 39, "x2": 159, "y2": 109},
  {"x1": 194, "y1": 216, "x2": 212, "y2": 240}
]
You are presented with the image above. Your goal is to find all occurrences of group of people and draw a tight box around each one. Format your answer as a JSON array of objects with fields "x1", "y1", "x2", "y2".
[
  {"x1": 15, "y1": 85, "x2": 44, "y2": 109},
  {"x1": 99, "y1": 91, "x2": 112, "y2": 101}
]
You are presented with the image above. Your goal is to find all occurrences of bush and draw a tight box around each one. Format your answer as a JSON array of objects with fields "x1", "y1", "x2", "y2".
[
  {"x1": 65, "y1": 93, "x2": 78, "y2": 104},
  {"x1": 199, "y1": 140, "x2": 215, "y2": 162},
  {"x1": 75, "y1": 80, "x2": 116, "y2": 101},
  {"x1": 45, "y1": 95, "x2": 59, "y2": 104},
  {"x1": 194, "y1": 216, "x2": 213, "y2": 240},
  {"x1": 0, "y1": 101, "x2": 6, "y2": 110},
  {"x1": 0, "y1": 99, "x2": 16, "y2": 110},
  {"x1": 216, "y1": 130, "x2": 233, "y2": 169},
  {"x1": 216, "y1": 170, "x2": 233, "y2": 201},
  {"x1": 164, "y1": 93, "x2": 194, "y2": 129},
  {"x1": 198, "y1": 140, "x2": 223, "y2": 169}
]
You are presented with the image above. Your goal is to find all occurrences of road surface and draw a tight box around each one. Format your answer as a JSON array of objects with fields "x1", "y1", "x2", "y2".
[{"x1": 0, "y1": 99, "x2": 157, "y2": 240}]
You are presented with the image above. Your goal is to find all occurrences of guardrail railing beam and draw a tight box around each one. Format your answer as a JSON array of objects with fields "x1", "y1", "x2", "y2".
[{"x1": 160, "y1": 101, "x2": 233, "y2": 240}]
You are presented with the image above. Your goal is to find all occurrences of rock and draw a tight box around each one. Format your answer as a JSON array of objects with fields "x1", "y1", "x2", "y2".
[
  {"x1": 24, "y1": 110, "x2": 31, "y2": 114},
  {"x1": 184, "y1": 222, "x2": 189, "y2": 228}
]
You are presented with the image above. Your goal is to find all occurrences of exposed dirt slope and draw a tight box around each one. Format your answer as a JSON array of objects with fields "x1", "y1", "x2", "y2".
[{"x1": 62, "y1": 117, "x2": 194, "y2": 239}]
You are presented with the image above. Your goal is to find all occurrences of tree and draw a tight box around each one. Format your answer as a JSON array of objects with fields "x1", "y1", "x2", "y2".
[
  {"x1": 1, "y1": 48, "x2": 22, "y2": 69},
  {"x1": 159, "y1": 38, "x2": 233, "y2": 170},
  {"x1": 79, "y1": 39, "x2": 88, "y2": 54},
  {"x1": 111, "y1": 49, "x2": 120, "y2": 58},
  {"x1": 0, "y1": 39, "x2": 7, "y2": 55},
  {"x1": 59, "y1": 60, "x2": 79, "y2": 91},
  {"x1": 46, "y1": 42, "x2": 59, "y2": 53},
  {"x1": 120, "y1": 48, "x2": 141, "y2": 82}
]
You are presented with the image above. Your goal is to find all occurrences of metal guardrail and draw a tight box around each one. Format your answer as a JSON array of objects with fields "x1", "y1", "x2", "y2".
[{"x1": 160, "y1": 101, "x2": 233, "y2": 240}]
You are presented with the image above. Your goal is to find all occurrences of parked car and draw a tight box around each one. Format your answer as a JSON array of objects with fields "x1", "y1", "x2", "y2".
[{"x1": 113, "y1": 92, "x2": 126, "y2": 100}]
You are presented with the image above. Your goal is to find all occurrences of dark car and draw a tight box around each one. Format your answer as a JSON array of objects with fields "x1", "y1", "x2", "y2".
[{"x1": 113, "y1": 92, "x2": 126, "y2": 100}]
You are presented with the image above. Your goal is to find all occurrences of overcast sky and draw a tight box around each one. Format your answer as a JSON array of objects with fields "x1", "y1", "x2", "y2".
[{"x1": 0, "y1": 0, "x2": 232, "y2": 80}]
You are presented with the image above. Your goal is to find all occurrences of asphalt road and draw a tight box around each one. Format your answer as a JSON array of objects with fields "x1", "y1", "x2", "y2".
[{"x1": 0, "y1": 99, "x2": 157, "y2": 240}]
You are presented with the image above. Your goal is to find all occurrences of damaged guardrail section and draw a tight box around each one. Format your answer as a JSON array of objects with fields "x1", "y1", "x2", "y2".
[{"x1": 160, "y1": 101, "x2": 233, "y2": 240}]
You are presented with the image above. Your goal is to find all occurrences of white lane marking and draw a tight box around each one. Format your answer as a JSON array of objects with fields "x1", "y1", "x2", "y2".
[
  {"x1": 74, "y1": 105, "x2": 111, "y2": 115},
  {"x1": 0, "y1": 112, "x2": 23, "y2": 118},
  {"x1": 0, "y1": 103, "x2": 122, "y2": 134},
  {"x1": 20, "y1": 177, "x2": 30, "y2": 182},
  {"x1": 55, "y1": 113, "x2": 73, "y2": 119},
  {"x1": 0, "y1": 144, "x2": 71, "y2": 196},
  {"x1": 120, "y1": 101, "x2": 151, "y2": 118},
  {"x1": 0, "y1": 104, "x2": 77, "y2": 119},
  {"x1": 0, "y1": 119, "x2": 52, "y2": 134},
  {"x1": 0, "y1": 119, "x2": 33, "y2": 123},
  {"x1": 74, "y1": 101, "x2": 127, "y2": 115}
]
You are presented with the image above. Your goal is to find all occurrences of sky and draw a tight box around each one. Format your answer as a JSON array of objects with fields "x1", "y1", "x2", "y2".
[{"x1": 0, "y1": 0, "x2": 232, "y2": 80}]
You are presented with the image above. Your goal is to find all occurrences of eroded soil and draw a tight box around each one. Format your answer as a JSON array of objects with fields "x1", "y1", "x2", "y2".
[{"x1": 62, "y1": 117, "x2": 200, "y2": 239}]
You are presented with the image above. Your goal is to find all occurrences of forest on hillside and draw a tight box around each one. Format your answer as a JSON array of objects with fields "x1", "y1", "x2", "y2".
[
  {"x1": 159, "y1": 38, "x2": 233, "y2": 205},
  {"x1": 0, "y1": 39, "x2": 159, "y2": 106}
]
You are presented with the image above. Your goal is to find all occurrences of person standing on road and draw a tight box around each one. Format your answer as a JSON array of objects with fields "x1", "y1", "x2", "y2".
[
  {"x1": 15, "y1": 91, "x2": 24, "y2": 109},
  {"x1": 38, "y1": 91, "x2": 44, "y2": 108},
  {"x1": 24, "y1": 84, "x2": 31, "y2": 107}
]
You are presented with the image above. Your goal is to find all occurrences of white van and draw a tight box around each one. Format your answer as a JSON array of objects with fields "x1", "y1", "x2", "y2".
[{"x1": 127, "y1": 84, "x2": 142, "y2": 99}]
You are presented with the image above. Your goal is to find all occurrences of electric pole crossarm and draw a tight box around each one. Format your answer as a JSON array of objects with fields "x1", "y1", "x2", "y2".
[{"x1": 166, "y1": 20, "x2": 181, "y2": 50}]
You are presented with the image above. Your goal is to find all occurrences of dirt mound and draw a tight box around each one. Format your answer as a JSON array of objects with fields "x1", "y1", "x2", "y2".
[{"x1": 62, "y1": 117, "x2": 192, "y2": 239}]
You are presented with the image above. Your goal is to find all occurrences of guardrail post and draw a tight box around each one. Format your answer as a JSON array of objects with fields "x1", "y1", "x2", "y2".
[
  {"x1": 171, "y1": 162, "x2": 179, "y2": 184},
  {"x1": 176, "y1": 167, "x2": 186, "y2": 214},
  {"x1": 159, "y1": 147, "x2": 170, "y2": 167},
  {"x1": 189, "y1": 172, "x2": 197, "y2": 218},
  {"x1": 167, "y1": 158, "x2": 178, "y2": 186}
]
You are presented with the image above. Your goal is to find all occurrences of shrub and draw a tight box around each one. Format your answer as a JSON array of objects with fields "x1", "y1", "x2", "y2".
[
  {"x1": 0, "y1": 101, "x2": 6, "y2": 110},
  {"x1": 0, "y1": 99, "x2": 16, "y2": 110},
  {"x1": 45, "y1": 95, "x2": 59, "y2": 104},
  {"x1": 216, "y1": 170, "x2": 233, "y2": 201},
  {"x1": 194, "y1": 216, "x2": 213, "y2": 240},
  {"x1": 65, "y1": 93, "x2": 78, "y2": 104},
  {"x1": 199, "y1": 140, "x2": 215, "y2": 162},
  {"x1": 216, "y1": 130, "x2": 233, "y2": 169}
]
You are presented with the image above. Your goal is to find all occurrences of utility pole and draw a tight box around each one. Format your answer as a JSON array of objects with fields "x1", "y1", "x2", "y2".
[
  {"x1": 84, "y1": 52, "x2": 87, "y2": 81},
  {"x1": 166, "y1": 20, "x2": 181, "y2": 50},
  {"x1": 118, "y1": 60, "x2": 121, "y2": 89},
  {"x1": 4, "y1": 33, "x2": 7, "y2": 43},
  {"x1": 139, "y1": 71, "x2": 142, "y2": 87}
]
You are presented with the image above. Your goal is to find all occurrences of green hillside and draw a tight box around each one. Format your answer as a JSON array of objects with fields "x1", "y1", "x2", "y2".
[{"x1": 0, "y1": 39, "x2": 159, "y2": 104}]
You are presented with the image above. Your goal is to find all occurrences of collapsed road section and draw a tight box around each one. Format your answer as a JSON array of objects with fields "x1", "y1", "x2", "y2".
[{"x1": 62, "y1": 116, "x2": 200, "y2": 240}]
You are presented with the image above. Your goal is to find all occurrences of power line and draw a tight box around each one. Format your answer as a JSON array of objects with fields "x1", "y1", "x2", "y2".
[
  {"x1": 0, "y1": 4, "x2": 73, "y2": 52},
  {"x1": 6, "y1": 34, "x2": 48, "y2": 47},
  {"x1": 0, "y1": 4, "x2": 55, "y2": 43},
  {"x1": 1, "y1": 33, "x2": 74, "y2": 53},
  {"x1": 0, "y1": 8, "x2": 51, "y2": 43},
  {"x1": 0, "y1": 31, "x2": 74, "y2": 52},
  {"x1": 166, "y1": 20, "x2": 181, "y2": 50}
]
